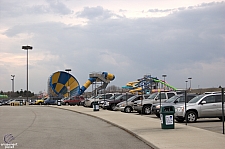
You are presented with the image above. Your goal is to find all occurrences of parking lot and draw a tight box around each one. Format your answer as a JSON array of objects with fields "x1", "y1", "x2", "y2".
[
  {"x1": 141, "y1": 112, "x2": 225, "y2": 134},
  {"x1": 103, "y1": 109, "x2": 224, "y2": 135}
]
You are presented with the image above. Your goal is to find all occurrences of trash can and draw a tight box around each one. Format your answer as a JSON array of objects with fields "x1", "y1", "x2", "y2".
[
  {"x1": 160, "y1": 106, "x2": 175, "y2": 129},
  {"x1": 93, "y1": 102, "x2": 99, "y2": 111},
  {"x1": 20, "y1": 101, "x2": 23, "y2": 106},
  {"x1": 57, "y1": 99, "x2": 61, "y2": 106}
]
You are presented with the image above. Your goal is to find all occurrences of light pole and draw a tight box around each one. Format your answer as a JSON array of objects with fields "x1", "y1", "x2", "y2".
[
  {"x1": 185, "y1": 80, "x2": 188, "y2": 90},
  {"x1": 162, "y1": 74, "x2": 167, "y2": 90},
  {"x1": 65, "y1": 69, "x2": 71, "y2": 98},
  {"x1": 11, "y1": 75, "x2": 15, "y2": 92},
  {"x1": 22, "y1": 45, "x2": 33, "y2": 104},
  {"x1": 188, "y1": 77, "x2": 192, "y2": 91}
]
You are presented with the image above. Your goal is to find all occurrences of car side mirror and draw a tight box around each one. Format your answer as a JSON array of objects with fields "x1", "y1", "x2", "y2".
[{"x1": 201, "y1": 101, "x2": 206, "y2": 104}]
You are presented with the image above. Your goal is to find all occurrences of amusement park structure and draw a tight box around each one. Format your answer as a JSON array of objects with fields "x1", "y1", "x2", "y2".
[
  {"x1": 47, "y1": 71, "x2": 115, "y2": 97},
  {"x1": 80, "y1": 72, "x2": 115, "y2": 95},
  {"x1": 122, "y1": 75, "x2": 177, "y2": 94}
]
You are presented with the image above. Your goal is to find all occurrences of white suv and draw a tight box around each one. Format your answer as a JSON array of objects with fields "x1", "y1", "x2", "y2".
[
  {"x1": 174, "y1": 93, "x2": 225, "y2": 123},
  {"x1": 133, "y1": 91, "x2": 179, "y2": 115}
]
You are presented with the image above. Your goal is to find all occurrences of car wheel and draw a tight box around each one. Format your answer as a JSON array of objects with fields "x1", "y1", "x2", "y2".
[
  {"x1": 65, "y1": 102, "x2": 69, "y2": 106},
  {"x1": 143, "y1": 105, "x2": 151, "y2": 115},
  {"x1": 77, "y1": 102, "x2": 80, "y2": 106},
  {"x1": 90, "y1": 102, "x2": 94, "y2": 108},
  {"x1": 186, "y1": 111, "x2": 197, "y2": 123},
  {"x1": 124, "y1": 106, "x2": 132, "y2": 113},
  {"x1": 175, "y1": 118, "x2": 184, "y2": 123},
  {"x1": 111, "y1": 104, "x2": 116, "y2": 111}
]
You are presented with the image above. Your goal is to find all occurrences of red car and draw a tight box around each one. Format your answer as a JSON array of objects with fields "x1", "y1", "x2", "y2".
[{"x1": 62, "y1": 96, "x2": 85, "y2": 106}]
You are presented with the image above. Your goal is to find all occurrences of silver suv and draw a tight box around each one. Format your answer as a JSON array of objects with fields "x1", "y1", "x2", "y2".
[
  {"x1": 133, "y1": 91, "x2": 178, "y2": 115},
  {"x1": 151, "y1": 94, "x2": 197, "y2": 118},
  {"x1": 174, "y1": 93, "x2": 225, "y2": 123}
]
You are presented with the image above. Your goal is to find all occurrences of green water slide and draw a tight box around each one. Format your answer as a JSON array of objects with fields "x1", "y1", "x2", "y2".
[{"x1": 152, "y1": 78, "x2": 177, "y2": 91}]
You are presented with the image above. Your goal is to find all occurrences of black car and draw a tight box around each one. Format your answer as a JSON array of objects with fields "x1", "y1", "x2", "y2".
[
  {"x1": 151, "y1": 94, "x2": 197, "y2": 118},
  {"x1": 102, "y1": 93, "x2": 134, "y2": 110}
]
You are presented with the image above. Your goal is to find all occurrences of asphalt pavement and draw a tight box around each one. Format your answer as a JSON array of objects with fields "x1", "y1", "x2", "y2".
[
  {"x1": 52, "y1": 105, "x2": 225, "y2": 149},
  {"x1": 0, "y1": 106, "x2": 152, "y2": 149}
]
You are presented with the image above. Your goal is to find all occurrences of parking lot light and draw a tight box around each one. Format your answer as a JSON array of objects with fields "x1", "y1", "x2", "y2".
[
  {"x1": 188, "y1": 77, "x2": 192, "y2": 91},
  {"x1": 22, "y1": 45, "x2": 33, "y2": 105}
]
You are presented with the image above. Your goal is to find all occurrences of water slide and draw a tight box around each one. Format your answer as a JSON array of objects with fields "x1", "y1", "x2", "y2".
[
  {"x1": 152, "y1": 78, "x2": 177, "y2": 91},
  {"x1": 123, "y1": 76, "x2": 177, "y2": 94},
  {"x1": 48, "y1": 71, "x2": 115, "y2": 97},
  {"x1": 79, "y1": 72, "x2": 115, "y2": 95}
]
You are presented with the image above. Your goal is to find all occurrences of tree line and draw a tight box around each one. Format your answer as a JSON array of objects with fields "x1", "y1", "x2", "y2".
[{"x1": 0, "y1": 89, "x2": 34, "y2": 98}]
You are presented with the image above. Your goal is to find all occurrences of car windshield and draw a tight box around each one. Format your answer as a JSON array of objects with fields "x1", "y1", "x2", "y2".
[
  {"x1": 108, "y1": 94, "x2": 121, "y2": 100},
  {"x1": 177, "y1": 96, "x2": 185, "y2": 102},
  {"x1": 147, "y1": 93, "x2": 158, "y2": 99},
  {"x1": 115, "y1": 94, "x2": 125, "y2": 100},
  {"x1": 188, "y1": 94, "x2": 205, "y2": 103},
  {"x1": 95, "y1": 94, "x2": 103, "y2": 99},
  {"x1": 126, "y1": 95, "x2": 138, "y2": 101},
  {"x1": 62, "y1": 97, "x2": 68, "y2": 101},
  {"x1": 165, "y1": 95, "x2": 179, "y2": 103}
]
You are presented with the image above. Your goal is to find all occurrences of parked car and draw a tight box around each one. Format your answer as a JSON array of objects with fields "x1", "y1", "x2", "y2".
[
  {"x1": 35, "y1": 97, "x2": 47, "y2": 105},
  {"x1": 151, "y1": 94, "x2": 197, "y2": 118},
  {"x1": 133, "y1": 91, "x2": 180, "y2": 115},
  {"x1": 84, "y1": 93, "x2": 115, "y2": 108},
  {"x1": 102, "y1": 93, "x2": 135, "y2": 110},
  {"x1": 98, "y1": 93, "x2": 122, "y2": 108},
  {"x1": 174, "y1": 93, "x2": 225, "y2": 123},
  {"x1": 3, "y1": 99, "x2": 14, "y2": 105},
  {"x1": 0, "y1": 99, "x2": 9, "y2": 105},
  {"x1": 9, "y1": 99, "x2": 26, "y2": 106},
  {"x1": 60, "y1": 97, "x2": 69, "y2": 103},
  {"x1": 116, "y1": 94, "x2": 150, "y2": 113},
  {"x1": 62, "y1": 96, "x2": 85, "y2": 106},
  {"x1": 29, "y1": 99, "x2": 37, "y2": 105},
  {"x1": 44, "y1": 97, "x2": 62, "y2": 105}
]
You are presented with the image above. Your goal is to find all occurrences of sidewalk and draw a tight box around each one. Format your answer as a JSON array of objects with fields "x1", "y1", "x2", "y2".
[{"x1": 52, "y1": 106, "x2": 225, "y2": 149}]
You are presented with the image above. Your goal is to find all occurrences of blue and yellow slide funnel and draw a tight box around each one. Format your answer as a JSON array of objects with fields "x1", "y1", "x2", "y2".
[{"x1": 48, "y1": 71, "x2": 115, "y2": 97}]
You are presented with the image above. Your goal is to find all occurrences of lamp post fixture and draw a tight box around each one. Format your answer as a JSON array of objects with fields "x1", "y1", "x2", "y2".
[
  {"x1": 11, "y1": 75, "x2": 15, "y2": 93},
  {"x1": 22, "y1": 45, "x2": 33, "y2": 104},
  {"x1": 65, "y1": 69, "x2": 71, "y2": 98},
  {"x1": 162, "y1": 74, "x2": 167, "y2": 90},
  {"x1": 188, "y1": 77, "x2": 192, "y2": 91},
  {"x1": 185, "y1": 80, "x2": 188, "y2": 90}
]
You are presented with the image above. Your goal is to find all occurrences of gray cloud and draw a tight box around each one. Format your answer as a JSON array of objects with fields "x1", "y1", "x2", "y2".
[
  {"x1": 0, "y1": 0, "x2": 73, "y2": 18},
  {"x1": 45, "y1": 0, "x2": 73, "y2": 15},
  {"x1": 1, "y1": 1, "x2": 225, "y2": 93},
  {"x1": 76, "y1": 6, "x2": 116, "y2": 20}
]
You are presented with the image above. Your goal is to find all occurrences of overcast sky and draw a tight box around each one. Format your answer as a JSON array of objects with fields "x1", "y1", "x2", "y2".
[{"x1": 0, "y1": 0, "x2": 224, "y2": 94}]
